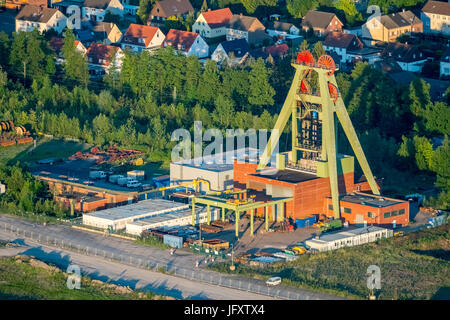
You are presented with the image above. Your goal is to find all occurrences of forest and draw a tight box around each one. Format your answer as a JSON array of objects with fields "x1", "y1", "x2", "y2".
[{"x1": 0, "y1": 27, "x2": 448, "y2": 211}]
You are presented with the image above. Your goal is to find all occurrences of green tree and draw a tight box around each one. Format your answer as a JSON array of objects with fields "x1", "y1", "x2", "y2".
[
  {"x1": 430, "y1": 136, "x2": 450, "y2": 191},
  {"x1": 212, "y1": 94, "x2": 235, "y2": 128},
  {"x1": 286, "y1": 0, "x2": 318, "y2": 18},
  {"x1": 137, "y1": 0, "x2": 152, "y2": 24},
  {"x1": 413, "y1": 136, "x2": 434, "y2": 171},
  {"x1": 336, "y1": 0, "x2": 362, "y2": 26},
  {"x1": 62, "y1": 29, "x2": 89, "y2": 86},
  {"x1": 312, "y1": 41, "x2": 325, "y2": 60},
  {"x1": 248, "y1": 58, "x2": 275, "y2": 106}
]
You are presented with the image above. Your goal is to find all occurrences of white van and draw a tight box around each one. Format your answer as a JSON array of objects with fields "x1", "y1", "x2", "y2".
[
  {"x1": 127, "y1": 180, "x2": 141, "y2": 188},
  {"x1": 266, "y1": 277, "x2": 281, "y2": 286}
]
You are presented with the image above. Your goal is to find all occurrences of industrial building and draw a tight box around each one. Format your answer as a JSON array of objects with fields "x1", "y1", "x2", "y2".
[
  {"x1": 177, "y1": 52, "x2": 410, "y2": 236},
  {"x1": 82, "y1": 199, "x2": 188, "y2": 230},
  {"x1": 305, "y1": 226, "x2": 393, "y2": 252},
  {"x1": 125, "y1": 207, "x2": 219, "y2": 235},
  {"x1": 170, "y1": 148, "x2": 274, "y2": 192},
  {"x1": 324, "y1": 193, "x2": 409, "y2": 227}
]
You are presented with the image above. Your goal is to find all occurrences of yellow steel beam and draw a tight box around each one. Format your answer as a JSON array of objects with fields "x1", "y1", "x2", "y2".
[
  {"x1": 319, "y1": 71, "x2": 340, "y2": 219},
  {"x1": 329, "y1": 77, "x2": 380, "y2": 195}
]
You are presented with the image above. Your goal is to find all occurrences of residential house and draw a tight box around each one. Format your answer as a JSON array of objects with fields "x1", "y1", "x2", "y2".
[
  {"x1": 421, "y1": 0, "x2": 450, "y2": 36},
  {"x1": 301, "y1": 10, "x2": 343, "y2": 36},
  {"x1": 440, "y1": 46, "x2": 450, "y2": 78},
  {"x1": 49, "y1": 37, "x2": 87, "y2": 64},
  {"x1": 73, "y1": 20, "x2": 122, "y2": 47},
  {"x1": 250, "y1": 43, "x2": 289, "y2": 61},
  {"x1": 381, "y1": 42, "x2": 427, "y2": 73},
  {"x1": 15, "y1": 5, "x2": 67, "y2": 34},
  {"x1": 163, "y1": 29, "x2": 209, "y2": 59},
  {"x1": 5, "y1": 0, "x2": 46, "y2": 10},
  {"x1": 91, "y1": 21, "x2": 122, "y2": 44},
  {"x1": 121, "y1": 0, "x2": 139, "y2": 15},
  {"x1": 323, "y1": 32, "x2": 381, "y2": 65},
  {"x1": 147, "y1": 0, "x2": 194, "y2": 27},
  {"x1": 120, "y1": 23, "x2": 165, "y2": 53},
  {"x1": 362, "y1": 10, "x2": 423, "y2": 44},
  {"x1": 266, "y1": 21, "x2": 299, "y2": 38},
  {"x1": 82, "y1": 0, "x2": 124, "y2": 22},
  {"x1": 85, "y1": 43, "x2": 123, "y2": 77},
  {"x1": 226, "y1": 13, "x2": 270, "y2": 46},
  {"x1": 211, "y1": 38, "x2": 250, "y2": 66},
  {"x1": 192, "y1": 8, "x2": 233, "y2": 39}
]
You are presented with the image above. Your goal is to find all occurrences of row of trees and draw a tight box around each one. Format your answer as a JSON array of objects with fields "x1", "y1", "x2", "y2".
[
  {"x1": 0, "y1": 165, "x2": 68, "y2": 218},
  {"x1": 0, "y1": 27, "x2": 448, "y2": 209}
]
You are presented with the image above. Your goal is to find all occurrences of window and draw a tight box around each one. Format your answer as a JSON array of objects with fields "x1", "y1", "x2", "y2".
[
  {"x1": 328, "y1": 204, "x2": 333, "y2": 211},
  {"x1": 368, "y1": 212, "x2": 375, "y2": 219},
  {"x1": 344, "y1": 207, "x2": 352, "y2": 214},
  {"x1": 384, "y1": 212, "x2": 391, "y2": 218}
]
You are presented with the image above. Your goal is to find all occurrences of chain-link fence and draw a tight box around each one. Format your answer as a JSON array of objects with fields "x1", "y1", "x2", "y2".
[{"x1": 2, "y1": 221, "x2": 327, "y2": 300}]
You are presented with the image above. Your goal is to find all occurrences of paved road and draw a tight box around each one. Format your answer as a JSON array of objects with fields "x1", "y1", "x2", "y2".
[
  {"x1": 0, "y1": 238, "x2": 273, "y2": 300},
  {"x1": 0, "y1": 214, "x2": 343, "y2": 300}
]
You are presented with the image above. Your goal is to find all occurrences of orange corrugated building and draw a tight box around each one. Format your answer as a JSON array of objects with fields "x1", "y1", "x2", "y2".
[
  {"x1": 233, "y1": 159, "x2": 409, "y2": 227},
  {"x1": 5, "y1": 0, "x2": 47, "y2": 10}
]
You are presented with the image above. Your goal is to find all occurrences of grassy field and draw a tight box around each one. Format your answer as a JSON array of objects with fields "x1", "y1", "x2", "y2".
[
  {"x1": 0, "y1": 137, "x2": 91, "y2": 166},
  {"x1": 0, "y1": 255, "x2": 166, "y2": 300},
  {"x1": 209, "y1": 224, "x2": 450, "y2": 300}
]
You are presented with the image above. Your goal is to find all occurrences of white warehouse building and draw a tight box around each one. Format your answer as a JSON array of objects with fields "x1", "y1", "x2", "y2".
[
  {"x1": 305, "y1": 226, "x2": 393, "y2": 252},
  {"x1": 82, "y1": 199, "x2": 188, "y2": 230},
  {"x1": 125, "y1": 207, "x2": 219, "y2": 236}
]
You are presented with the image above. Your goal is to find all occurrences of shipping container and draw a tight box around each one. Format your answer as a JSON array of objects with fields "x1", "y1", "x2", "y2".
[
  {"x1": 127, "y1": 170, "x2": 145, "y2": 181},
  {"x1": 163, "y1": 234, "x2": 184, "y2": 248},
  {"x1": 109, "y1": 174, "x2": 124, "y2": 183},
  {"x1": 295, "y1": 216, "x2": 317, "y2": 228}
]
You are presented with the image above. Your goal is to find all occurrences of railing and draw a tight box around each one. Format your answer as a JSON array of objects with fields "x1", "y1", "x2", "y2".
[{"x1": 0, "y1": 221, "x2": 334, "y2": 300}]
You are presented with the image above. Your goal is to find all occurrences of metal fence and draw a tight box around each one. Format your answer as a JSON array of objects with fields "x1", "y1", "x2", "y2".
[{"x1": 2, "y1": 221, "x2": 324, "y2": 300}]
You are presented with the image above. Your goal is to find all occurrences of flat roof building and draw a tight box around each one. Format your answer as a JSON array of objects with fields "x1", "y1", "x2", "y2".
[
  {"x1": 305, "y1": 226, "x2": 393, "y2": 252},
  {"x1": 170, "y1": 147, "x2": 277, "y2": 192},
  {"x1": 82, "y1": 199, "x2": 188, "y2": 230},
  {"x1": 125, "y1": 207, "x2": 219, "y2": 235},
  {"x1": 324, "y1": 192, "x2": 409, "y2": 227}
]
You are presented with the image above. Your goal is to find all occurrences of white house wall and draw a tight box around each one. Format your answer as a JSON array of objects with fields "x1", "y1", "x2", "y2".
[{"x1": 187, "y1": 35, "x2": 209, "y2": 59}]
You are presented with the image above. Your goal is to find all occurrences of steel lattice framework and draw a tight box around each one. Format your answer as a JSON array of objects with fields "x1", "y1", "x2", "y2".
[{"x1": 257, "y1": 51, "x2": 380, "y2": 219}]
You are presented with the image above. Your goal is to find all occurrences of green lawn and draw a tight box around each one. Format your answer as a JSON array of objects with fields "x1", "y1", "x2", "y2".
[
  {"x1": 0, "y1": 137, "x2": 91, "y2": 166},
  {"x1": 0, "y1": 256, "x2": 164, "y2": 300},
  {"x1": 209, "y1": 224, "x2": 450, "y2": 300}
]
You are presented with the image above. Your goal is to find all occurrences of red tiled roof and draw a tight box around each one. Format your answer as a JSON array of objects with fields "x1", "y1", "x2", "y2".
[
  {"x1": 50, "y1": 37, "x2": 85, "y2": 54},
  {"x1": 265, "y1": 43, "x2": 289, "y2": 57},
  {"x1": 201, "y1": 8, "x2": 233, "y2": 28},
  {"x1": 164, "y1": 29, "x2": 199, "y2": 52},
  {"x1": 86, "y1": 43, "x2": 120, "y2": 66},
  {"x1": 123, "y1": 23, "x2": 160, "y2": 48}
]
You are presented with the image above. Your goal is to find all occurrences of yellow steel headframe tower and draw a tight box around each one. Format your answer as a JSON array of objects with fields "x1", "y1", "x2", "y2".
[{"x1": 257, "y1": 51, "x2": 380, "y2": 219}]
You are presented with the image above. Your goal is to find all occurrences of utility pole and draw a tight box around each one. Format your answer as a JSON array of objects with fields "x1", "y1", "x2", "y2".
[{"x1": 23, "y1": 61, "x2": 27, "y2": 87}]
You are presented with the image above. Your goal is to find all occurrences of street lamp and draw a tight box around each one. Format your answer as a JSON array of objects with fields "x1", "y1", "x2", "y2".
[{"x1": 230, "y1": 243, "x2": 235, "y2": 271}]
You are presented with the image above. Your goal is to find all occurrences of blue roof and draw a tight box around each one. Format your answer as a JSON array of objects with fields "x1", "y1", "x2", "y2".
[
  {"x1": 75, "y1": 29, "x2": 94, "y2": 42},
  {"x1": 220, "y1": 39, "x2": 250, "y2": 58}
]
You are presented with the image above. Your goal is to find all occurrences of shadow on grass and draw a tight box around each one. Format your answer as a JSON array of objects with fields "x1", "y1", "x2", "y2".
[
  {"x1": 411, "y1": 249, "x2": 450, "y2": 261},
  {"x1": 431, "y1": 287, "x2": 450, "y2": 300}
]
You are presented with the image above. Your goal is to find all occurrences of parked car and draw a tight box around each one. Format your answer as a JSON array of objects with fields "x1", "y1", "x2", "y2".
[{"x1": 266, "y1": 276, "x2": 281, "y2": 286}]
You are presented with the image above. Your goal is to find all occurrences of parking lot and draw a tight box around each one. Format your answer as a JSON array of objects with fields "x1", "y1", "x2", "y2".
[{"x1": 200, "y1": 215, "x2": 317, "y2": 255}]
